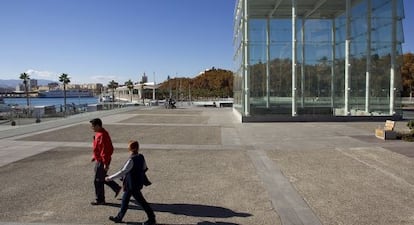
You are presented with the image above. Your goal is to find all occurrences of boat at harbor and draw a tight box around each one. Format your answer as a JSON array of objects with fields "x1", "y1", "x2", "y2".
[
  {"x1": 38, "y1": 89, "x2": 94, "y2": 98},
  {"x1": 99, "y1": 93, "x2": 114, "y2": 102}
]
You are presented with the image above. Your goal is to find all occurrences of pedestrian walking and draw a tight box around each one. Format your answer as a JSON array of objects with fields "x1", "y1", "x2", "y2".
[
  {"x1": 106, "y1": 140, "x2": 156, "y2": 225},
  {"x1": 90, "y1": 118, "x2": 121, "y2": 205}
]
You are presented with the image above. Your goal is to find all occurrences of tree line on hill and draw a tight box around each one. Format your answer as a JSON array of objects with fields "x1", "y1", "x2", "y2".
[
  {"x1": 247, "y1": 52, "x2": 414, "y2": 98},
  {"x1": 153, "y1": 67, "x2": 234, "y2": 100},
  {"x1": 401, "y1": 52, "x2": 414, "y2": 97}
]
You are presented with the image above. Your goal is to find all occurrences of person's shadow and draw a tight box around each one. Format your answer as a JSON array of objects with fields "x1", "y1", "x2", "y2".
[
  {"x1": 105, "y1": 202, "x2": 251, "y2": 224},
  {"x1": 150, "y1": 203, "x2": 251, "y2": 218},
  {"x1": 124, "y1": 222, "x2": 240, "y2": 225}
]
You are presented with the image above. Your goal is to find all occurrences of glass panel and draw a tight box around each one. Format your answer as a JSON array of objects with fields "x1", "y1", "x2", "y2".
[
  {"x1": 334, "y1": 14, "x2": 346, "y2": 115},
  {"x1": 369, "y1": 0, "x2": 392, "y2": 115},
  {"x1": 232, "y1": 2, "x2": 244, "y2": 114},
  {"x1": 268, "y1": 19, "x2": 293, "y2": 114},
  {"x1": 233, "y1": 0, "x2": 405, "y2": 119},
  {"x1": 248, "y1": 19, "x2": 267, "y2": 114},
  {"x1": 297, "y1": 19, "x2": 333, "y2": 115}
]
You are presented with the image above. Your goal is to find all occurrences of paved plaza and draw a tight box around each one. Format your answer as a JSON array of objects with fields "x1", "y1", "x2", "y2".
[{"x1": 0, "y1": 106, "x2": 414, "y2": 225}]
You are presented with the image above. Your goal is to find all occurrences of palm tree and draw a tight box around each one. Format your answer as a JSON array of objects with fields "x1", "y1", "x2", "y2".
[
  {"x1": 59, "y1": 73, "x2": 71, "y2": 115},
  {"x1": 19, "y1": 72, "x2": 30, "y2": 107},
  {"x1": 108, "y1": 80, "x2": 118, "y2": 103},
  {"x1": 125, "y1": 79, "x2": 134, "y2": 102}
]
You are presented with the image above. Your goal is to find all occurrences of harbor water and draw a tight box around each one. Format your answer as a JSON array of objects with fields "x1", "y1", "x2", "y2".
[
  {"x1": 3, "y1": 97, "x2": 99, "y2": 107},
  {"x1": 0, "y1": 97, "x2": 127, "y2": 124}
]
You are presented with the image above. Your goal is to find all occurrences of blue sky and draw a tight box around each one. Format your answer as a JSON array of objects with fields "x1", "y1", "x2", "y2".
[
  {"x1": 0, "y1": 0, "x2": 236, "y2": 84},
  {"x1": 0, "y1": 0, "x2": 412, "y2": 85},
  {"x1": 402, "y1": 0, "x2": 413, "y2": 53}
]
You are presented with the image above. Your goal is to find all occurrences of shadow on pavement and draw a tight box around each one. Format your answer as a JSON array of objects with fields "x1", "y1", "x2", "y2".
[
  {"x1": 123, "y1": 222, "x2": 239, "y2": 225},
  {"x1": 105, "y1": 202, "x2": 251, "y2": 219},
  {"x1": 150, "y1": 203, "x2": 252, "y2": 218},
  {"x1": 124, "y1": 222, "x2": 239, "y2": 225},
  {"x1": 197, "y1": 222, "x2": 240, "y2": 225}
]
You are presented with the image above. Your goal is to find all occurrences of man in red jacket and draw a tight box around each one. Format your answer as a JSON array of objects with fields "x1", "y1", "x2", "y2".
[{"x1": 90, "y1": 118, "x2": 121, "y2": 205}]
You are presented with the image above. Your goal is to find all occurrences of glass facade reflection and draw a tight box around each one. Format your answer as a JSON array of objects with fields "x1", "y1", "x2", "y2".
[{"x1": 233, "y1": 0, "x2": 405, "y2": 121}]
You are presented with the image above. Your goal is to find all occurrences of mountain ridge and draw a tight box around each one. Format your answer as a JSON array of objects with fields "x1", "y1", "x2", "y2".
[{"x1": 0, "y1": 79, "x2": 56, "y2": 88}]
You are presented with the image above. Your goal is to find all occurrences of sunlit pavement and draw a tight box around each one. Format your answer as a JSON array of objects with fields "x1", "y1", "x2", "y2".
[{"x1": 1, "y1": 106, "x2": 414, "y2": 225}]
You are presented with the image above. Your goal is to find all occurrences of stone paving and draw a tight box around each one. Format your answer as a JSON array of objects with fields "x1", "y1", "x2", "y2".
[{"x1": 0, "y1": 106, "x2": 414, "y2": 225}]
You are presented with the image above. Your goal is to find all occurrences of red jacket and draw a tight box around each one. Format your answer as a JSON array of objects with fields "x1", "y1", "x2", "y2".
[{"x1": 92, "y1": 128, "x2": 114, "y2": 166}]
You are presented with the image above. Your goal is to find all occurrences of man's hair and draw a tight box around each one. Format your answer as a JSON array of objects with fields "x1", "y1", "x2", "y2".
[
  {"x1": 89, "y1": 118, "x2": 102, "y2": 127},
  {"x1": 128, "y1": 140, "x2": 139, "y2": 153}
]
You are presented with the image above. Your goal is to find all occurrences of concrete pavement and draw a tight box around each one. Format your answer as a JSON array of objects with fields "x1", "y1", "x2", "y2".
[{"x1": 0, "y1": 106, "x2": 414, "y2": 225}]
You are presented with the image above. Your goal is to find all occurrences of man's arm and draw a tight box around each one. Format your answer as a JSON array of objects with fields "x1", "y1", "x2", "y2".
[
  {"x1": 106, "y1": 159, "x2": 133, "y2": 181},
  {"x1": 91, "y1": 134, "x2": 100, "y2": 162}
]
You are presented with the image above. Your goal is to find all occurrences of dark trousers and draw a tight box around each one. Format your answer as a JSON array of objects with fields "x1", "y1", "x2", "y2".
[
  {"x1": 116, "y1": 189, "x2": 156, "y2": 221},
  {"x1": 94, "y1": 161, "x2": 121, "y2": 202}
]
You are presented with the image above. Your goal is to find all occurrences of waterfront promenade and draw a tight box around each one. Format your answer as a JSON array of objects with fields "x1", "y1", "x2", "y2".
[{"x1": 0, "y1": 106, "x2": 414, "y2": 225}]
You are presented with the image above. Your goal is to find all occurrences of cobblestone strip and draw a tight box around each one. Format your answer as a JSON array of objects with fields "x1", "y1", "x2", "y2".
[{"x1": 247, "y1": 149, "x2": 322, "y2": 225}]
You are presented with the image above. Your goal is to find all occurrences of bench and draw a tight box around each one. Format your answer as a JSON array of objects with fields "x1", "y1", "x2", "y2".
[{"x1": 375, "y1": 120, "x2": 397, "y2": 140}]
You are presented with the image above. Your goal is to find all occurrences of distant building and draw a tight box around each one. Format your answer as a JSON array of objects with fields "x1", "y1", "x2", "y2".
[
  {"x1": 36, "y1": 82, "x2": 103, "y2": 95},
  {"x1": 48, "y1": 82, "x2": 59, "y2": 90},
  {"x1": 233, "y1": 0, "x2": 405, "y2": 122},
  {"x1": 37, "y1": 86, "x2": 50, "y2": 92},
  {"x1": 29, "y1": 79, "x2": 38, "y2": 90},
  {"x1": 141, "y1": 73, "x2": 148, "y2": 83},
  {"x1": 18, "y1": 78, "x2": 37, "y2": 91}
]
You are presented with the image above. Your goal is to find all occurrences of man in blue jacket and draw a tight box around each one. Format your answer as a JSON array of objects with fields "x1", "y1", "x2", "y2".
[{"x1": 106, "y1": 140, "x2": 156, "y2": 225}]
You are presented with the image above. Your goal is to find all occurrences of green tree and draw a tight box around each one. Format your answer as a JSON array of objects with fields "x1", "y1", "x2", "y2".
[
  {"x1": 125, "y1": 79, "x2": 134, "y2": 102},
  {"x1": 157, "y1": 68, "x2": 234, "y2": 99},
  {"x1": 19, "y1": 72, "x2": 30, "y2": 107},
  {"x1": 402, "y1": 53, "x2": 414, "y2": 97},
  {"x1": 59, "y1": 73, "x2": 71, "y2": 115}
]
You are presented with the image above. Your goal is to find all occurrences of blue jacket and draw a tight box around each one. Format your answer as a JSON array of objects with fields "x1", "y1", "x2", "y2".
[{"x1": 123, "y1": 154, "x2": 151, "y2": 191}]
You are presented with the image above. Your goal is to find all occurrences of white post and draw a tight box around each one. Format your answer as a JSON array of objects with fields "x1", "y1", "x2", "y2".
[
  {"x1": 344, "y1": 0, "x2": 351, "y2": 115},
  {"x1": 291, "y1": 0, "x2": 297, "y2": 117},
  {"x1": 389, "y1": 0, "x2": 397, "y2": 115},
  {"x1": 189, "y1": 84, "x2": 191, "y2": 104},
  {"x1": 153, "y1": 72, "x2": 156, "y2": 101},
  {"x1": 331, "y1": 19, "x2": 336, "y2": 109},
  {"x1": 243, "y1": 0, "x2": 250, "y2": 116},
  {"x1": 365, "y1": 0, "x2": 372, "y2": 113}
]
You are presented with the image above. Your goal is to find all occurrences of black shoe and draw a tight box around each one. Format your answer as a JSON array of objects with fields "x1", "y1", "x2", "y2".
[
  {"x1": 143, "y1": 219, "x2": 156, "y2": 225},
  {"x1": 114, "y1": 188, "x2": 121, "y2": 198},
  {"x1": 109, "y1": 216, "x2": 123, "y2": 223},
  {"x1": 90, "y1": 200, "x2": 106, "y2": 205}
]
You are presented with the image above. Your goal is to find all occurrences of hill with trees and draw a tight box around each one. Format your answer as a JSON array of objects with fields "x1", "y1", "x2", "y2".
[
  {"x1": 402, "y1": 52, "x2": 414, "y2": 97},
  {"x1": 154, "y1": 67, "x2": 233, "y2": 100},
  {"x1": 247, "y1": 52, "x2": 414, "y2": 98}
]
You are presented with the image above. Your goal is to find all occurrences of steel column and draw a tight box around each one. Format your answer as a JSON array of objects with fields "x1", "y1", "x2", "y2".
[
  {"x1": 344, "y1": 0, "x2": 351, "y2": 115},
  {"x1": 331, "y1": 19, "x2": 336, "y2": 109},
  {"x1": 301, "y1": 19, "x2": 305, "y2": 108},
  {"x1": 243, "y1": 0, "x2": 250, "y2": 116},
  {"x1": 266, "y1": 17, "x2": 271, "y2": 108},
  {"x1": 389, "y1": 0, "x2": 397, "y2": 115},
  {"x1": 291, "y1": 0, "x2": 297, "y2": 116},
  {"x1": 365, "y1": 0, "x2": 372, "y2": 113}
]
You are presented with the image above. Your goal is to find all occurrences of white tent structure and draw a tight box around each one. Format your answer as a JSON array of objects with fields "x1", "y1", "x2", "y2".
[{"x1": 115, "y1": 82, "x2": 160, "y2": 103}]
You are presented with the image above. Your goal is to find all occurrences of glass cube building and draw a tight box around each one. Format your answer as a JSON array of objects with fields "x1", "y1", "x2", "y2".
[{"x1": 233, "y1": 0, "x2": 405, "y2": 122}]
